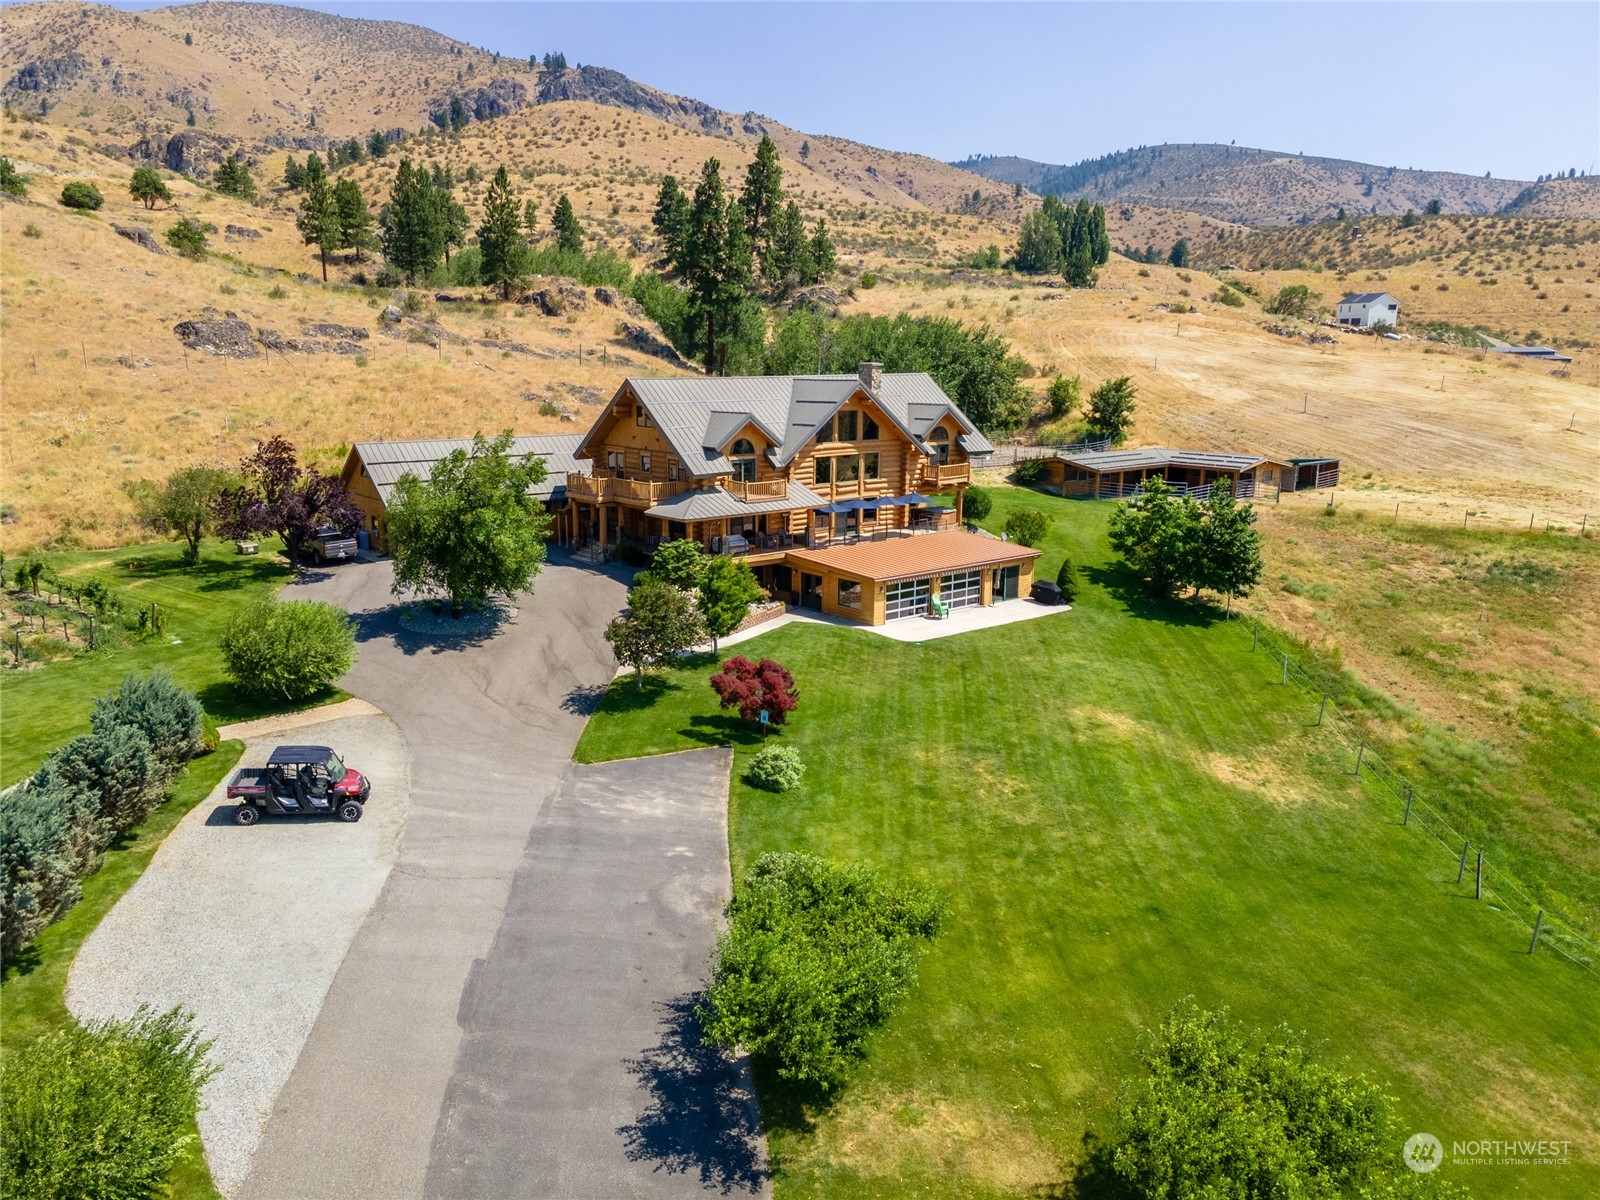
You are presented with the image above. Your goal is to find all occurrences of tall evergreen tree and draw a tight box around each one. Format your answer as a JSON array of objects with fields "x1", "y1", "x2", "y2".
[
  {"x1": 368, "y1": 130, "x2": 388, "y2": 158},
  {"x1": 1013, "y1": 209, "x2": 1062, "y2": 273},
  {"x1": 652, "y1": 174, "x2": 690, "y2": 268},
  {"x1": 551, "y1": 193, "x2": 584, "y2": 253},
  {"x1": 682, "y1": 159, "x2": 756, "y2": 374},
  {"x1": 479, "y1": 165, "x2": 531, "y2": 300},
  {"x1": 740, "y1": 134, "x2": 784, "y2": 275},
  {"x1": 434, "y1": 186, "x2": 469, "y2": 264},
  {"x1": 765, "y1": 199, "x2": 812, "y2": 292},
  {"x1": 379, "y1": 157, "x2": 446, "y2": 283},
  {"x1": 333, "y1": 178, "x2": 375, "y2": 262},
  {"x1": 808, "y1": 216, "x2": 836, "y2": 281},
  {"x1": 1089, "y1": 202, "x2": 1110, "y2": 265},
  {"x1": 282, "y1": 155, "x2": 306, "y2": 189},
  {"x1": 296, "y1": 154, "x2": 342, "y2": 281},
  {"x1": 1168, "y1": 238, "x2": 1190, "y2": 268},
  {"x1": 213, "y1": 156, "x2": 255, "y2": 199}
]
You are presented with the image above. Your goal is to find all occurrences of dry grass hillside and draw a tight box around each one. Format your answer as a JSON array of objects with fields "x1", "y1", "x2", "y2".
[
  {"x1": 955, "y1": 144, "x2": 1596, "y2": 225},
  {"x1": 1501, "y1": 177, "x2": 1600, "y2": 219}
]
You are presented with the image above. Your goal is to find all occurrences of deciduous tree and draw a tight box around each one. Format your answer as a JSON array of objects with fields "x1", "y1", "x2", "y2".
[
  {"x1": 708, "y1": 655, "x2": 798, "y2": 724},
  {"x1": 698, "y1": 557, "x2": 764, "y2": 654},
  {"x1": 213, "y1": 436, "x2": 360, "y2": 569},
  {"x1": 1004, "y1": 508, "x2": 1050, "y2": 548},
  {"x1": 1193, "y1": 479, "x2": 1263, "y2": 607},
  {"x1": 1107, "y1": 476, "x2": 1197, "y2": 597},
  {"x1": 604, "y1": 578, "x2": 706, "y2": 687},
  {"x1": 1085, "y1": 376, "x2": 1138, "y2": 443},
  {"x1": 124, "y1": 465, "x2": 235, "y2": 561},
  {"x1": 129, "y1": 166, "x2": 171, "y2": 209}
]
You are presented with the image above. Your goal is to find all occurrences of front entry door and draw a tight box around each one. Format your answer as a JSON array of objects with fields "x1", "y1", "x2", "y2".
[
  {"x1": 800, "y1": 573, "x2": 824, "y2": 611},
  {"x1": 992, "y1": 565, "x2": 1020, "y2": 602}
]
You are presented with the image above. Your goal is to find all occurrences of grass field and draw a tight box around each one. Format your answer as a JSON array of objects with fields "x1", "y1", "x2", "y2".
[
  {"x1": 575, "y1": 489, "x2": 1599, "y2": 1199},
  {"x1": 0, "y1": 741, "x2": 243, "y2": 1200},
  {"x1": 0, "y1": 537, "x2": 338, "y2": 786}
]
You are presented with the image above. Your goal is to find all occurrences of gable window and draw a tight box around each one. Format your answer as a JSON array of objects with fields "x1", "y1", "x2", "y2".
[
  {"x1": 668, "y1": 458, "x2": 679, "y2": 482},
  {"x1": 814, "y1": 456, "x2": 833, "y2": 484},
  {"x1": 729, "y1": 438, "x2": 757, "y2": 482},
  {"x1": 863, "y1": 415, "x2": 880, "y2": 440},
  {"x1": 815, "y1": 416, "x2": 835, "y2": 444},
  {"x1": 864, "y1": 452, "x2": 880, "y2": 480},
  {"x1": 607, "y1": 450, "x2": 625, "y2": 476},
  {"x1": 837, "y1": 411, "x2": 859, "y2": 441},
  {"x1": 929, "y1": 427, "x2": 950, "y2": 466},
  {"x1": 635, "y1": 404, "x2": 653, "y2": 427}
]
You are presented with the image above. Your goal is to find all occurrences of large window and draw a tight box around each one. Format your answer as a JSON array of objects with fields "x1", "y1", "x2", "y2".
[
  {"x1": 729, "y1": 438, "x2": 757, "y2": 482},
  {"x1": 837, "y1": 578, "x2": 862, "y2": 609},
  {"x1": 863, "y1": 415, "x2": 880, "y2": 440},
  {"x1": 836, "y1": 455, "x2": 861, "y2": 483},
  {"x1": 815, "y1": 416, "x2": 835, "y2": 444},
  {"x1": 837, "y1": 411, "x2": 859, "y2": 441},
  {"x1": 864, "y1": 452, "x2": 880, "y2": 480},
  {"x1": 814, "y1": 456, "x2": 832, "y2": 484},
  {"x1": 929, "y1": 427, "x2": 950, "y2": 465}
]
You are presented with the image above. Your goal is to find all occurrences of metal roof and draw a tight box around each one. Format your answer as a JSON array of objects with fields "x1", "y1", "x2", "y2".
[
  {"x1": 1048, "y1": 447, "x2": 1274, "y2": 474},
  {"x1": 1338, "y1": 292, "x2": 1396, "y2": 305},
  {"x1": 645, "y1": 481, "x2": 826, "y2": 522},
  {"x1": 786, "y1": 528, "x2": 1040, "y2": 585},
  {"x1": 583, "y1": 373, "x2": 994, "y2": 479},
  {"x1": 349, "y1": 434, "x2": 588, "y2": 502},
  {"x1": 267, "y1": 745, "x2": 335, "y2": 764}
]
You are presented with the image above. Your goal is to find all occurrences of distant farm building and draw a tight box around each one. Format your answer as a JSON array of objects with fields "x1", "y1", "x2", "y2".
[
  {"x1": 1035, "y1": 447, "x2": 1340, "y2": 500},
  {"x1": 1336, "y1": 292, "x2": 1400, "y2": 328},
  {"x1": 1489, "y1": 345, "x2": 1573, "y2": 364},
  {"x1": 341, "y1": 434, "x2": 588, "y2": 554}
]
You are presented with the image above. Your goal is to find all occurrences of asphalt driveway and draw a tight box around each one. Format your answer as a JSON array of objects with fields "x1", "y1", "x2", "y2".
[{"x1": 237, "y1": 554, "x2": 767, "y2": 1200}]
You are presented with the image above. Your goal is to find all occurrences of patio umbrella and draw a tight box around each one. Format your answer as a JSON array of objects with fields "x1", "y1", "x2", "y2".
[{"x1": 896, "y1": 492, "x2": 932, "y2": 506}]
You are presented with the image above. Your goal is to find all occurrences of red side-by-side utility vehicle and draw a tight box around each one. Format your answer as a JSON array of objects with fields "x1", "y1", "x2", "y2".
[{"x1": 226, "y1": 745, "x2": 371, "y2": 826}]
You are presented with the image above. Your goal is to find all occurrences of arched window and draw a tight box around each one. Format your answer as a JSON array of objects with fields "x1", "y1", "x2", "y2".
[
  {"x1": 729, "y1": 438, "x2": 758, "y2": 482},
  {"x1": 929, "y1": 426, "x2": 950, "y2": 465}
]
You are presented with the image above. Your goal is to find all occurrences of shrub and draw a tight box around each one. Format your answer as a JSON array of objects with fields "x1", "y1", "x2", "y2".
[
  {"x1": 59, "y1": 181, "x2": 103, "y2": 211},
  {"x1": 1013, "y1": 457, "x2": 1046, "y2": 485},
  {"x1": 0, "y1": 1007, "x2": 218, "y2": 1199},
  {"x1": 0, "y1": 781, "x2": 88, "y2": 960},
  {"x1": 198, "y1": 711, "x2": 220, "y2": 755},
  {"x1": 1215, "y1": 287, "x2": 1246, "y2": 307},
  {"x1": 700, "y1": 852, "x2": 943, "y2": 1087},
  {"x1": 746, "y1": 744, "x2": 804, "y2": 793},
  {"x1": 0, "y1": 155, "x2": 29, "y2": 197},
  {"x1": 1266, "y1": 284, "x2": 1320, "y2": 319},
  {"x1": 858, "y1": 271, "x2": 878, "y2": 289},
  {"x1": 90, "y1": 671, "x2": 203, "y2": 769},
  {"x1": 35, "y1": 724, "x2": 162, "y2": 842},
  {"x1": 1004, "y1": 507, "x2": 1050, "y2": 548},
  {"x1": 961, "y1": 485, "x2": 992, "y2": 522},
  {"x1": 1044, "y1": 374, "x2": 1080, "y2": 420},
  {"x1": 164, "y1": 218, "x2": 207, "y2": 258},
  {"x1": 710, "y1": 656, "x2": 798, "y2": 725},
  {"x1": 1056, "y1": 555, "x2": 1080, "y2": 602},
  {"x1": 220, "y1": 597, "x2": 355, "y2": 701}
]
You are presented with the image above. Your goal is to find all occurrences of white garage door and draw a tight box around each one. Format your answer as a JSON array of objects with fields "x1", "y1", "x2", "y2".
[
  {"x1": 940, "y1": 570, "x2": 982, "y2": 609},
  {"x1": 886, "y1": 578, "x2": 930, "y2": 620}
]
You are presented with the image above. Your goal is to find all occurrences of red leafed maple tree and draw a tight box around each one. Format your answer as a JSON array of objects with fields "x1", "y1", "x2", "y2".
[{"x1": 709, "y1": 656, "x2": 799, "y2": 725}]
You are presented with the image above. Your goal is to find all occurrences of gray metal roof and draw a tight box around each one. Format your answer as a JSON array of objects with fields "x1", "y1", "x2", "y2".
[
  {"x1": 1050, "y1": 447, "x2": 1274, "y2": 474},
  {"x1": 1338, "y1": 292, "x2": 1396, "y2": 305},
  {"x1": 586, "y1": 373, "x2": 992, "y2": 478},
  {"x1": 350, "y1": 433, "x2": 588, "y2": 502},
  {"x1": 645, "y1": 481, "x2": 826, "y2": 523}
]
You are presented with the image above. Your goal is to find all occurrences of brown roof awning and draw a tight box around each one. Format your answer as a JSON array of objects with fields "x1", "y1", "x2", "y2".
[{"x1": 786, "y1": 529, "x2": 1041, "y2": 584}]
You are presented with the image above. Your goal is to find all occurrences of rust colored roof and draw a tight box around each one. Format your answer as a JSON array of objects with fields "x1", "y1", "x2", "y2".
[{"x1": 786, "y1": 529, "x2": 1040, "y2": 584}]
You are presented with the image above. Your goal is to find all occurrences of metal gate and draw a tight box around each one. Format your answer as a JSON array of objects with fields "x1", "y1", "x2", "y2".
[
  {"x1": 886, "y1": 578, "x2": 930, "y2": 620},
  {"x1": 940, "y1": 570, "x2": 981, "y2": 609}
]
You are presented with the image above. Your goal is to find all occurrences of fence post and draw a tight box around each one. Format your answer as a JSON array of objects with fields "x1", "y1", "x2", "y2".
[
  {"x1": 1456, "y1": 839, "x2": 1470, "y2": 884},
  {"x1": 1280, "y1": 652, "x2": 1288, "y2": 684},
  {"x1": 1475, "y1": 849, "x2": 1483, "y2": 900},
  {"x1": 1252, "y1": 620, "x2": 1259, "y2": 652},
  {"x1": 1529, "y1": 910, "x2": 1544, "y2": 954},
  {"x1": 1316, "y1": 694, "x2": 1327, "y2": 726},
  {"x1": 1354, "y1": 741, "x2": 1365, "y2": 775},
  {"x1": 1402, "y1": 785, "x2": 1414, "y2": 826}
]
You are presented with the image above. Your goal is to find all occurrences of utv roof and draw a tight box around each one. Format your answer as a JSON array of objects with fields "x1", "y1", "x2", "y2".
[{"x1": 268, "y1": 745, "x2": 336, "y2": 764}]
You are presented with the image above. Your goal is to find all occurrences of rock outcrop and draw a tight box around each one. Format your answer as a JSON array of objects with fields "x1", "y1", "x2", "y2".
[{"x1": 112, "y1": 224, "x2": 166, "y2": 254}]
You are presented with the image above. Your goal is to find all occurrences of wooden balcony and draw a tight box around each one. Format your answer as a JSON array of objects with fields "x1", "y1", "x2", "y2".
[
  {"x1": 920, "y1": 461, "x2": 971, "y2": 488},
  {"x1": 565, "y1": 475, "x2": 672, "y2": 506},
  {"x1": 727, "y1": 478, "x2": 788, "y2": 501}
]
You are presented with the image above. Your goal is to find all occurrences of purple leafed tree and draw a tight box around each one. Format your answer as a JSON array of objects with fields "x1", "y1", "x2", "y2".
[{"x1": 215, "y1": 436, "x2": 360, "y2": 568}]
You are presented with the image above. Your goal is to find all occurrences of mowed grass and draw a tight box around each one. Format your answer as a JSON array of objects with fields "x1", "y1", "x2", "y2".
[
  {"x1": 576, "y1": 490, "x2": 1600, "y2": 1199},
  {"x1": 0, "y1": 537, "x2": 341, "y2": 786},
  {"x1": 0, "y1": 741, "x2": 243, "y2": 1200}
]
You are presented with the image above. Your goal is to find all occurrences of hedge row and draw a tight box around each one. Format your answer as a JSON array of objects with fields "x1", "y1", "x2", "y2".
[{"x1": 0, "y1": 672, "x2": 204, "y2": 961}]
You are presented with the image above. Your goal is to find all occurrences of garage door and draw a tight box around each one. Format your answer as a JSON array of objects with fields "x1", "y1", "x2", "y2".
[
  {"x1": 885, "y1": 578, "x2": 930, "y2": 620},
  {"x1": 940, "y1": 570, "x2": 981, "y2": 610}
]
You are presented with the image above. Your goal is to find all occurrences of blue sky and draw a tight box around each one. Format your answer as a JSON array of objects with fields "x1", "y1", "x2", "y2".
[{"x1": 109, "y1": 2, "x2": 1598, "y2": 181}]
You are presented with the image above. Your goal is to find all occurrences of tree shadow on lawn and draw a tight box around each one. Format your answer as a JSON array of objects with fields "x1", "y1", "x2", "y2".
[
  {"x1": 197, "y1": 680, "x2": 343, "y2": 726},
  {"x1": 618, "y1": 993, "x2": 771, "y2": 1195},
  {"x1": 589, "y1": 673, "x2": 684, "y2": 714},
  {"x1": 680, "y1": 714, "x2": 764, "y2": 750},
  {"x1": 109, "y1": 554, "x2": 293, "y2": 592},
  {"x1": 1040, "y1": 1131, "x2": 1141, "y2": 1200},
  {"x1": 1083, "y1": 562, "x2": 1223, "y2": 629}
]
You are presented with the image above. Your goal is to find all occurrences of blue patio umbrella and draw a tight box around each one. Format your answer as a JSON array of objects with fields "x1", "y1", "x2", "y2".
[{"x1": 896, "y1": 492, "x2": 932, "y2": 506}]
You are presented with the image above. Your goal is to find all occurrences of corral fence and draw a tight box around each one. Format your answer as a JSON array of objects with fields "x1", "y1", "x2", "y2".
[{"x1": 1223, "y1": 607, "x2": 1598, "y2": 976}]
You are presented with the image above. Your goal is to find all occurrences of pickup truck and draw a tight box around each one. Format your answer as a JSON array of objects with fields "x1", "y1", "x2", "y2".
[
  {"x1": 227, "y1": 744, "x2": 371, "y2": 826},
  {"x1": 307, "y1": 524, "x2": 358, "y2": 565}
]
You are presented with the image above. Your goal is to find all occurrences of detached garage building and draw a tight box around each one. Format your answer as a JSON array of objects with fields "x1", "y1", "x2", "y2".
[
  {"x1": 1335, "y1": 292, "x2": 1400, "y2": 328},
  {"x1": 341, "y1": 434, "x2": 589, "y2": 554}
]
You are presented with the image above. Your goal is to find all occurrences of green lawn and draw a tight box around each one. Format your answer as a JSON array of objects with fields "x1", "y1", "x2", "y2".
[
  {"x1": 1, "y1": 742, "x2": 242, "y2": 1200},
  {"x1": 1, "y1": 538, "x2": 341, "y2": 785},
  {"x1": 576, "y1": 490, "x2": 1599, "y2": 1200}
]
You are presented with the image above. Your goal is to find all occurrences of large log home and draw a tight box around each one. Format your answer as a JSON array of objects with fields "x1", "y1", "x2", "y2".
[{"x1": 563, "y1": 363, "x2": 1040, "y2": 623}]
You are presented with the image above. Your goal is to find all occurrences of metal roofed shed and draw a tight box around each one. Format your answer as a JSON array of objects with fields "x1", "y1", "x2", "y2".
[{"x1": 1035, "y1": 446, "x2": 1338, "y2": 500}]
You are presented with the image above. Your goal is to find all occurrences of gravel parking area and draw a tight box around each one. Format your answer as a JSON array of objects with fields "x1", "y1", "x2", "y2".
[{"x1": 66, "y1": 711, "x2": 411, "y2": 1196}]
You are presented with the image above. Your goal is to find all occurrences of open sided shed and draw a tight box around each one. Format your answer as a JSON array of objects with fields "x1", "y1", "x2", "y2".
[
  {"x1": 1039, "y1": 447, "x2": 1316, "y2": 500},
  {"x1": 341, "y1": 434, "x2": 589, "y2": 553}
]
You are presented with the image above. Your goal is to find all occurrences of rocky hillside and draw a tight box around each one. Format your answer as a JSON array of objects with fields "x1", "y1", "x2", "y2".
[
  {"x1": 0, "y1": 0, "x2": 1019, "y2": 219},
  {"x1": 954, "y1": 145, "x2": 1597, "y2": 226}
]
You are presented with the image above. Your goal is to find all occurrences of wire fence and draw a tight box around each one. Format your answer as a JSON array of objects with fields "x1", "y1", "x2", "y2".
[{"x1": 1222, "y1": 607, "x2": 1598, "y2": 976}]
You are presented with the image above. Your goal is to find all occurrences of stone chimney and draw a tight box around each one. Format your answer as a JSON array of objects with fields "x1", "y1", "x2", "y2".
[{"x1": 857, "y1": 361, "x2": 883, "y2": 393}]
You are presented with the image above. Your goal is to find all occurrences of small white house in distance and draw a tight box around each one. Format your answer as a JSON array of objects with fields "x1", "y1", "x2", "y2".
[{"x1": 1336, "y1": 291, "x2": 1401, "y2": 328}]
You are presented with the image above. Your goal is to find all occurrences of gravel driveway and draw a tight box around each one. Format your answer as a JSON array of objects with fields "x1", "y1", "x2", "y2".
[{"x1": 66, "y1": 711, "x2": 411, "y2": 1196}]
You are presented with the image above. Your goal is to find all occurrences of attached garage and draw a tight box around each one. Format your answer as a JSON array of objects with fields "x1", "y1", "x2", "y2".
[
  {"x1": 939, "y1": 570, "x2": 982, "y2": 610},
  {"x1": 886, "y1": 578, "x2": 931, "y2": 621}
]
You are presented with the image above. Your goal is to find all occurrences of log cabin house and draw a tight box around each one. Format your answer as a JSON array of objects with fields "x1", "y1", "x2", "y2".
[{"x1": 1037, "y1": 447, "x2": 1340, "y2": 500}]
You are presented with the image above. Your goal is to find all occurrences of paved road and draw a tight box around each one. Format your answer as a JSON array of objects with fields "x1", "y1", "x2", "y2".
[{"x1": 238, "y1": 555, "x2": 767, "y2": 1199}]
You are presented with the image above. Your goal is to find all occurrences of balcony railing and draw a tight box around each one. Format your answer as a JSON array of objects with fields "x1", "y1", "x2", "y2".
[
  {"x1": 565, "y1": 475, "x2": 671, "y2": 505},
  {"x1": 920, "y1": 461, "x2": 971, "y2": 488},
  {"x1": 728, "y1": 478, "x2": 787, "y2": 501}
]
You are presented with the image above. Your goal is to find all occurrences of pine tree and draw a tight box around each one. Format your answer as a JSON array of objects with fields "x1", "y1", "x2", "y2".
[
  {"x1": 379, "y1": 157, "x2": 446, "y2": 283},
  {"x1": 213, "y1": 156, "x2": 255, "y2": 199},
  {"x1": 479, "y1": 165, "x2": 531, "y2": 300},
  {"x1": 434, "y1": 187, "x2": 469, "y2": 263},
  {"x1": 1090, "y1": 203, "x2": 1110, "y2": 265},
  {"x1": 449, "y1": 95, "x2": 468, "y2": 132},
  {"x1": 282, "y1": 155, "x2": 306, "y2": 189},
  {"x1": 1168, "y1": 238, "x2": 1190, "y2": 268},
  {"x1": 808, "y1": 216, "x2": 836, "y2": 281},
  {"x1": 296, "y1": 154, "x2": 342, "y2": 281},
  {"x1": 682, "y1": 160, "x2": 756, "y2": 374},
  {"x1": 652, "y1": 175, "x2": 690, "y2": 268},
  {"x1": 740, "y1": 134, "x2": 784, "y2": 275},
  {"x1": 333, "y1": 178, "x2": 375, "y2": 262},
  {"x1": 551, "y1": 193, "x2": 584, "y2": 253},
  {"x1": 523, "y1": 198, "x2": 540, "y2": 236},
  {"x1": 368, "y1": 130, "x2": 388, "y2": 158},
  {"x1": 765, "y1": 199, "x2": 811, "y2": 292}
]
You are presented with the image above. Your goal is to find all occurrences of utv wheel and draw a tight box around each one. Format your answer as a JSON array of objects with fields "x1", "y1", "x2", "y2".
[
  {"x1": 338, "y1": 800, "x2": 364, "y2": 823},
  {"x1": 235, "y1": 805, "x2": 260, "y2": 827}
]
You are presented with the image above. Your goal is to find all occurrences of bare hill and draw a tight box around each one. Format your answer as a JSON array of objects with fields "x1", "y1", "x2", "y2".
[{"x1": 954, "y1": 145, "x2": 1597, "y2": 226}]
